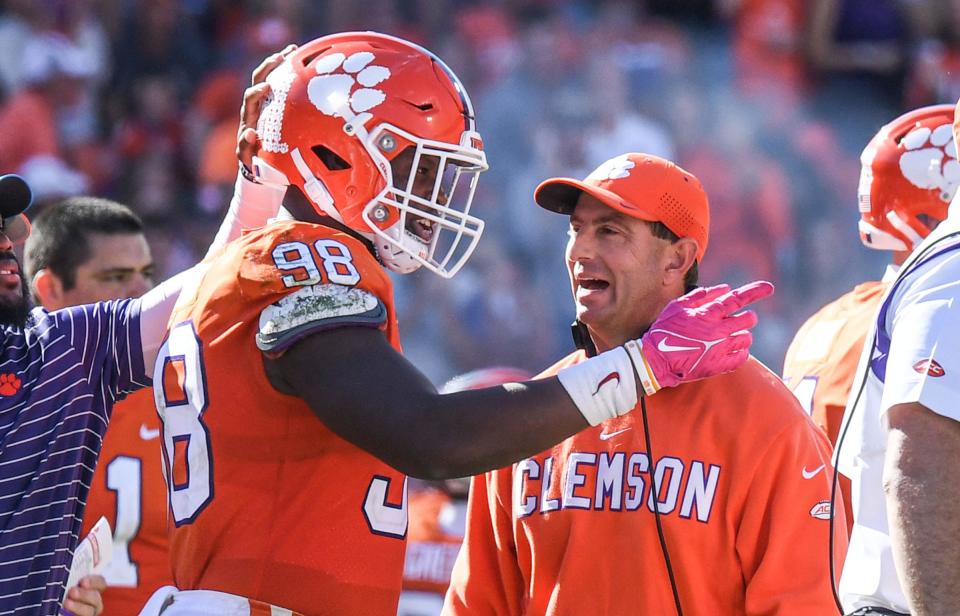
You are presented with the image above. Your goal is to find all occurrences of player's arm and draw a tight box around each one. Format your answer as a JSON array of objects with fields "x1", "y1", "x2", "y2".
[
  {"x1": 884, "y1": 402, "x2": 960, "y2": 616},
  {"x1": 442, "y1": 475, "x2": 524, "y2": 615},
  {"x1": 267, "y1": 325, "x2": 584, "y2": 478},
  {"x1": 264, "y1": 282, "x2": 771, "y2": 479},
  {"x1": 736, "y1": 416, "x2": 846, "y2": 615},
  {"x1": 204, "y1": 45, "x2": 295, "y2": 257},
  {"x1": 136, "y1": 48, "x2": 297, "y2": 369}
]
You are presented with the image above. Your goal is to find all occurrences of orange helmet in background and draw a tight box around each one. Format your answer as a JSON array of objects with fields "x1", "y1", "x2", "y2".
[
  {"x1": 254, "y1": 32, "x2": 487, "y2": 277},
  {"x1": 858, "y1": 104, "x2": 958, "y2": 252}
]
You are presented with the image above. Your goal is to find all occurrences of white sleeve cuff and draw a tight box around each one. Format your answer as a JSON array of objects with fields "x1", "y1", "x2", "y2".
[
  {"x1": 557, "y1": 347, "x2": 638, "y2": 426},
  {"x1": 205, "y1": 171, "x2": 286, "y2": 258}
]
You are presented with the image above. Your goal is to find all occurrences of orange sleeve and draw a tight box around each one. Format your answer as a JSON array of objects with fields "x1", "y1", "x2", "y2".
[
  {"x1": 737, "y1": 418, "x2": 847, "y2": 615},
  {"x1": 443, "y1": 473, "x2": 525, "y2": 616}
]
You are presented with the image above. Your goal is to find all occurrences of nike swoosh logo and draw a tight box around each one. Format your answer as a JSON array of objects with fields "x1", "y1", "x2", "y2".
[
  {"x1": 657, "y1": 339, "x2": 700, "y2": 353},
  {"x1": 140, "y1": 424, "x2": 161, "y2": 441},
  {"x1": 593, "y1": 371, "x2": 621, "y2": 396},
  {"x1": 599, "y1": 428, "x2": 631, "y2": 441},
  {"x1": 802, "y1": 465, "x2": 825, "y2": 479}
]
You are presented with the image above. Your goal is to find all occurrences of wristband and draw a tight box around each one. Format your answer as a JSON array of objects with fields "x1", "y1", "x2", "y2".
[
  {"x1": 624, "y1": 339, "x2": 660, "y2": 396},
  {"x1": 239, "y1": 161, "x2": 261, "y2": 184},
  {"x1": 556, "y1": 346, "x2": 638, "y2": 426}
]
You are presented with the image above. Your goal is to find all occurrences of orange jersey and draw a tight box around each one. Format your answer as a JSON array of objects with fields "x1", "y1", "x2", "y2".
[
  {"x1": 782, "y1": 280, "x2": 886, "y2": 532},
  {"x1": 155, "y1": 221, "x2": 408, "y2": 615},
  {"x1": 445, "y1": 353, "x2": 846, "y2": 615},
  {"x1": 782, "y1": 281, "x2": 886, "y2": 441},
  {"x1": 402, "y1": 488, "x2": 465, "y2": 595},
  {"x1": 80, "y1": 388, "x2": 172, "y2": 615}
]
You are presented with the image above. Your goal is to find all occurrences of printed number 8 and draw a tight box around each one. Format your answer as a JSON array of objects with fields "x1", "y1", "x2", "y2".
[{"x1": 154, "y1": 321, "x2": 214, "y2": 526}]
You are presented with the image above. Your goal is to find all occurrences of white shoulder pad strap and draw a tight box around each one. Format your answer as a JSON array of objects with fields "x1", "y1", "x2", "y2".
[{"x1": 256, "y1": 283, "x2": 386, "y2": 353}]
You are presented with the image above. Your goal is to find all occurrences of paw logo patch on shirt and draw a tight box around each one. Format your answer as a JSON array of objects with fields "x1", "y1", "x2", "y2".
[
  {"x1": 0, "y1": 373, "x2": 21, "y2": 396},
  {"x1": 912, "y1": 358, "x2": 945, "y2": 377}
]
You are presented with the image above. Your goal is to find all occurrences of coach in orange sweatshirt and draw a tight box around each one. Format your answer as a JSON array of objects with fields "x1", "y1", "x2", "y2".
[{"x1": 444, "y1": 153, "x2": 846, "y2": 616}]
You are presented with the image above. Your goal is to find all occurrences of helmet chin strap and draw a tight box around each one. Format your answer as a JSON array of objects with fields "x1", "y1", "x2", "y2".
[
  {"x1": 289, "y1": 147, "x2": 343, "y2": 223},
  {"x1": 376, "y1": 223, "x2": 428, "y2": 274}
]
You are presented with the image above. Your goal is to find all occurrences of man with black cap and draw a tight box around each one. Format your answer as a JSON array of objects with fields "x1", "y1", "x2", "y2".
[{"x1": 444, "y1": 153, "x2": 846, "y2": 615}]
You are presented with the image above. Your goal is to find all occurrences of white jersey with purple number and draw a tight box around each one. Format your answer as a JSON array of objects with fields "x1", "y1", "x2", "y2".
[
  {"x1": 0, "y1": 300, "x2": 146, "y2": 615},
  {"x1": 838, "y1": 210, "x2": 960, "y2": 614}
]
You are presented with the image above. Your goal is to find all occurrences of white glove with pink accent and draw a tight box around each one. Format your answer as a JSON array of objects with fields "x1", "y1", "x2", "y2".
[{"x1": 557, "y1": 281, "x2": 774, "y2": 426}]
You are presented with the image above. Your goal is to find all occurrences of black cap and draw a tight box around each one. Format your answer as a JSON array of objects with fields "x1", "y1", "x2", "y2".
[{"x1": 0, "y1": 174, "x2": 32, "y2": 218}]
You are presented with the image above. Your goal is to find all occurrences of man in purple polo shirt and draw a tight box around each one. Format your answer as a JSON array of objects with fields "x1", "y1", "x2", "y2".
[
  {"x1": 0, "y1": 173, "x2": 139, "y2": 616},
  {"x1": 0, "y1": 48, "x2": 292, "y2": 616},
  {"x1": 0, "y1": 46, "x2": 290, "y2": 616},
  {"x1": 0, "y1": 168, "x2": 279, "y2": 615}
]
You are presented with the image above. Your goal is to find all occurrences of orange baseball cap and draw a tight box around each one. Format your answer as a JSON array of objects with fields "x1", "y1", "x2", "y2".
[{"x1": 534, "y1": 153, "x2": 710, "y2": 261}]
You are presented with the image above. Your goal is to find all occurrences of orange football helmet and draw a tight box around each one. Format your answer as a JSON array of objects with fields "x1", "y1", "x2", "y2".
[
  {"x1": 858, "y1": 104, "x2": 959, "y2": 251},
  {"x1": 254, "y1": 32, "x2": 487, "y2": 277}
]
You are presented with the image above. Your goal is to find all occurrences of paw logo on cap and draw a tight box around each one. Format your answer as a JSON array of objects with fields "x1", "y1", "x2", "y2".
[{"x1": 587, "y1": 155, "x2": 635, "y2": 182}]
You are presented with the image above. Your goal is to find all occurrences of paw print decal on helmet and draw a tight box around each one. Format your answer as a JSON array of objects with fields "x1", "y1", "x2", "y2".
[
  {"x1": 307, "y1": 51, "x2": 391, "y2": 122},
  {"x1": 899, "y1": 122, "x2": 960, "y2": 202},
  {"x1": 587, "y1": 155, "x2": 636, "y2": 182}
]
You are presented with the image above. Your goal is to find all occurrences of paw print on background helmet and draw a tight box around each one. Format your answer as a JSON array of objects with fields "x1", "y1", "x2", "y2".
[
  {"x1": 253, "y1": 32, "x2": 488, "y2": 278},
  {"x1": 898, "y1": 123, "x2": 960, "y2": 200},
  {"x1": 859, "y1": 104, "x2": 957, "y2": 252}
]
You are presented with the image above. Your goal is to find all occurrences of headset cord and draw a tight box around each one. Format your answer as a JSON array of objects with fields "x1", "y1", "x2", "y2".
[{"x1": 640, "y1": 396, "x2": 683, "y2": 616}]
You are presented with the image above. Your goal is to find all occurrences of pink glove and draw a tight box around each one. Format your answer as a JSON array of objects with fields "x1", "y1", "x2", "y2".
[{"x1": 625, "y1": 281, "x2": 774, "y2": 395}]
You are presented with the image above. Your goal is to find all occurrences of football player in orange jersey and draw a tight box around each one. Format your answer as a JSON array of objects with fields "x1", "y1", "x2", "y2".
[
  {"x1": 144, "y1": 32, "x2": 773, "y2": 615},
  {"x1": 399, "y1": 367, "x2": 532, "y2": 616},
  {"x1": 444, "y1": 153, "x2": 844, "y2": 615},
  {"x1": 782, "y1": 104, "x2": 958, "y2": 533}
]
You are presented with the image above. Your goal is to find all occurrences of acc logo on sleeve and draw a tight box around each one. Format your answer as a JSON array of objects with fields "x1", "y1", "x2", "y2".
[
  {"x1": 912, "y1": 358, "x2": 945, "y2": 377},
  {"x1": 809, "y1": 500, "x2": 831, "y2": 520}
]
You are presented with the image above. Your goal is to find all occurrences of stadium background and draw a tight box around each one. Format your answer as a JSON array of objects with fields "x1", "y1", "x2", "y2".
[{"x1": 0, "y1": 0, "x2": 950, "y2": 384}]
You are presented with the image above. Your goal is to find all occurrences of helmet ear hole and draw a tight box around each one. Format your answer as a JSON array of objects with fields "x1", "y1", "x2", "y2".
[
  {"x1": 300, "y1": 47, "x2": 331, "y2": 68},
  {"x1": 312, "y1": 145, "x2": 352, "y2": 171}
]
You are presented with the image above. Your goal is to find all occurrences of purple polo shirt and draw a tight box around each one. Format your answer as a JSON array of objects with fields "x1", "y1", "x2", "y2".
[{"x1": 0, "y1": 299, "x2": 147, "y2": 615}]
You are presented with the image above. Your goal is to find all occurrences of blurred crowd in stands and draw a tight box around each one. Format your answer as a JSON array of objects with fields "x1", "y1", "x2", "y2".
[{"x1": 1, "y1": 0, "x2": 956, "y2": 382}]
